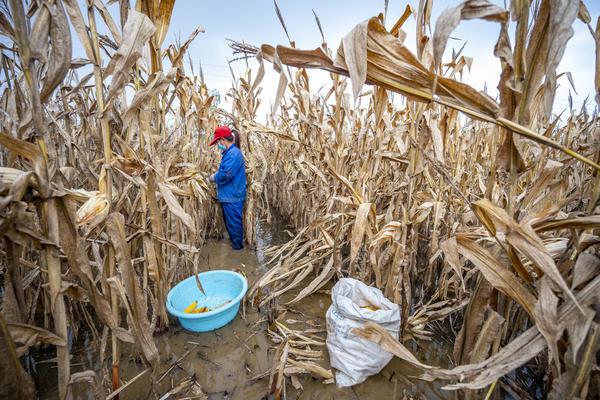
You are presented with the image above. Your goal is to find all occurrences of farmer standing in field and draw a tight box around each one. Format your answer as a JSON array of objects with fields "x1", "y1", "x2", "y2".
[{"x1": 209, "y1": 126, "x2": 247, "y2": 250}]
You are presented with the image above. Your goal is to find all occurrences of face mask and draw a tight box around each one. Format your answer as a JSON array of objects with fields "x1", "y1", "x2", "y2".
[{"x1": 217, "y1": 143, "x2": 226, "y2": 151}]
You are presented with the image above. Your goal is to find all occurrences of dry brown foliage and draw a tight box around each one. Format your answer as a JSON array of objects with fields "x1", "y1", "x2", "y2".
[{"x1": 0, "y1": 0, "x2": 599, "y2": 399}]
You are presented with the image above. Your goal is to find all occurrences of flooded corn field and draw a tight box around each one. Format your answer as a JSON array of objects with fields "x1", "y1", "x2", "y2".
[
  {"x1": 1, "y1": 0, "x2": 599, "y2": 399},
  {"x1": 32, "y1": 218, "x2": 452, "y2": 399}
]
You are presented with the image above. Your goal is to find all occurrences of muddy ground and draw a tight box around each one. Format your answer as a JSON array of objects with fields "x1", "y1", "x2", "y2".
[{"x1": 32, "y1": 219, "x2": 452, "y2": 399}]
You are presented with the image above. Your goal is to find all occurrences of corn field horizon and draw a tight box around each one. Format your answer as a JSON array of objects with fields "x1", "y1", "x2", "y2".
[{"x1": 0, "y1": 0, "x2": 599, "y2": 399}]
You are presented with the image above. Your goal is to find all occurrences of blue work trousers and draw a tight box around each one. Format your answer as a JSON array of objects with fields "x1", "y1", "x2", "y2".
[{"x1": 221, "y1": 201, "x2": 244, "y2": 250}]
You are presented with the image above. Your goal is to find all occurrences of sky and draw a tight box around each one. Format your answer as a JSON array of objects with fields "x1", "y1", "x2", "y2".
[
  {"x1": 19, "y1": 0, "x2": 600, "y2": 119},
  {"x1": 157, "y1": 0, "x2": 599, "y2": 118}
]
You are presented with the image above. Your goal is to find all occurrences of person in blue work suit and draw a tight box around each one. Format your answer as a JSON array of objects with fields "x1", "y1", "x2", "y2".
[{"x1": 209, "y1": 125, "x2": 247, "y2": 250}]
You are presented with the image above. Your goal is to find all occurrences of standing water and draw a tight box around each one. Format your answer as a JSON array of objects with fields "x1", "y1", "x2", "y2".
[{"x1": 31, "y1": 216, "x2": 452, "y2": 399}]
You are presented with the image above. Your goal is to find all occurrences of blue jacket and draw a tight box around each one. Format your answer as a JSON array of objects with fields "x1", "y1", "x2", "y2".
[{"x1": 215, "y1": 144, "x2": 246, "y2": 203}]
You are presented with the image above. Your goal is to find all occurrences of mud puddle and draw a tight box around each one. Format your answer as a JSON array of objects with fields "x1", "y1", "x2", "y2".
[
  {"x1": 31, "y1": 217, "x2": 452, "y2": 399},
  {"x1": 114, "y1": 237, "x2": 451, "y2": 400}
]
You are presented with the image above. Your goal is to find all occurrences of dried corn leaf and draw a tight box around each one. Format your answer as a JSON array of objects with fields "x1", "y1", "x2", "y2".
[
  {"x1": 0, "y1": 315, "x2": 35, "y2": 399},
  {"x1": 103, "y1": 10, "x2": 156, "y2": 109},
  {"x1": 106, "y1": 213, "x2": 159, "y2": 367},
  {"x1": 158, "y1": 182, "x2": 196, "y2": 234},
  {"x1": 7, "y1": 322, "x2": 66, "y2": 356},
  {"x1": 432, "y1": 0, "x2": 508, "y2": 70},
  {"x1": 456, "y1": 235, "x2": 536, "y2": 316}
]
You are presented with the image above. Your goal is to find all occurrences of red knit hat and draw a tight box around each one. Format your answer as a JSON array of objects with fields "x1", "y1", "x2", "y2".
[{"x1": 209, "y1": 126, "x2": 231, "y2": 146}]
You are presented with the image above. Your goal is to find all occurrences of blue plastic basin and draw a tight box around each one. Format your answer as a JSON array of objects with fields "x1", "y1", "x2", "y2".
[{"x1": 166, "y1": 270, "x2": 248, "y2": 332}]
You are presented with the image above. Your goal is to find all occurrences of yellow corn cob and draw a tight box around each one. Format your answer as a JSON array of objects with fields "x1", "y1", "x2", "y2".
[{"x1": 184, "y1": 301, "x2": 198, "y2": 313}]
